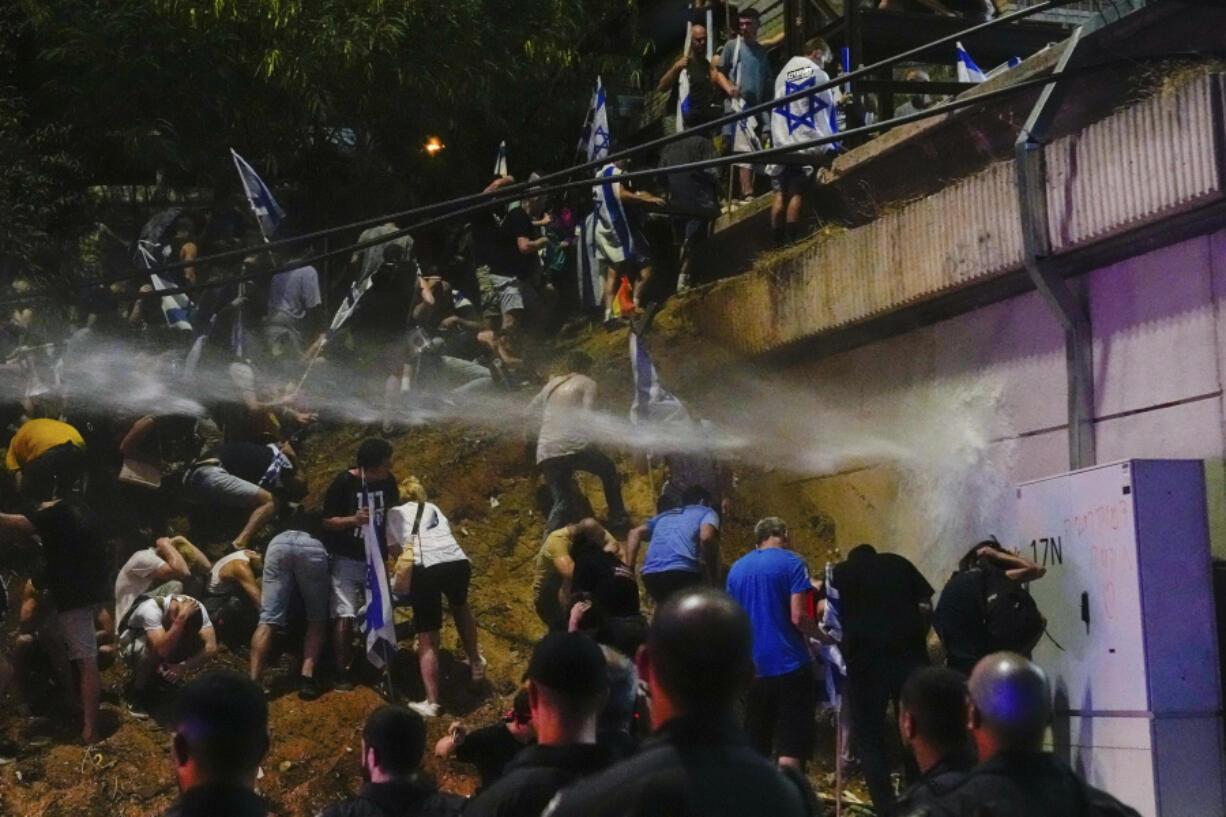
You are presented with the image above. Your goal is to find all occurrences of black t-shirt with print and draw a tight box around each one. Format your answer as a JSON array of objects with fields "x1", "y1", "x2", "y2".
[{"x1": 321, "y1": 469, "x2": 399, "y2": 561}]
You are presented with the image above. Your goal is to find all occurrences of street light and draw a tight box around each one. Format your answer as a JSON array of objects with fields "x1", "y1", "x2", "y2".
[{"x1": 424, "y1": 136, "x2": 445, "y2": 155}]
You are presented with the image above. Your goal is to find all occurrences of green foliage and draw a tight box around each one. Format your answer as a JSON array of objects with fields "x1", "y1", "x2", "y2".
[{"x1": 6, "y1": 0, "x2": 639, "y2": 279}]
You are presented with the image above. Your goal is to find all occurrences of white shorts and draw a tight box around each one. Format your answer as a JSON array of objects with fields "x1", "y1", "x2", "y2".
[
  {"x1": 330, "y1": 556, "x2": 367, "y2": 619},
  {"x1": 58, "y1": 606, "x2": 99, "y2": 663}
]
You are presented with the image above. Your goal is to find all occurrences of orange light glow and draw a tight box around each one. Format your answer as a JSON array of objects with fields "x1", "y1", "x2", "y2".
[{"x1": 424, "y1": 136, "x2": 445, "y2": 155}]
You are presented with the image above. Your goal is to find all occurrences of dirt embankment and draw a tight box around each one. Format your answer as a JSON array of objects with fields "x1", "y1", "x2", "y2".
[{"x1": 1, "y1": 319, "x2": 868, "y2": 817}]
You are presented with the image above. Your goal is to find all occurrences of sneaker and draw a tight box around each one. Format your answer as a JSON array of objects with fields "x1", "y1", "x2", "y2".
[
  {"x1": 298, "y1": 676, "x2": 324, "y2": 701},
  {"x1": 470, "y1": 655, "x2": 488, "y2": 683},
  {"x1": 408, "y1": 700, "x2": 441, "y2": 719},
  {"x1": 124, "y1": 685, "x2": 151, "y2": 719},
  {"x1": 334, "y1": 671, "x2": 355, "y2": 692}
]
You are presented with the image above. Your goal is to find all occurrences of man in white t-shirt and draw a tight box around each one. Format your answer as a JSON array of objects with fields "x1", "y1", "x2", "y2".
[
  {"x1": 119, "y1": 594, "x2": 218, "y2": 717},
  {"x1": 387, "y1": 477, "x2": 484, "y2": 719},
  {"x1": 526, "y1": 351, "x2": 629, "y2": 537},
  {"x1": 766, "y1": 37, "x2": 838, "y2": 247},
  {"x1": 114, "y1": 537, "x2": 205, "y2": 625}
]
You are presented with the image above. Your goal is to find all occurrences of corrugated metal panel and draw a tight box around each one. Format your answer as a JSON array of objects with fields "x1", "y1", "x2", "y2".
[
  {"x1": 1046, "y1": 73, "x2": 1221, "y2": 252},
  {"x1": 689, "y1": 162, "x2": 1024, "y2": 354}
]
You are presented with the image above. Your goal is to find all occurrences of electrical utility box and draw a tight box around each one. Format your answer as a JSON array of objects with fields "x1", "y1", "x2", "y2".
[{"x1": 1016, "y1": 460, "x2": 1225, "y2": 817}]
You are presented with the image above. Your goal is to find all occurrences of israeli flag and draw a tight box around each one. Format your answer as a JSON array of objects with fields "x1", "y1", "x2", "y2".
[
  {"x1": 595, "y1": 163, "x2": 635, "y2": 260},
  {"x1": 956, "y1": 41, "x2": 987, "y2": 84},
  {"x1": 493, "y1": 140, "x2": 508, "y2": 177},
  {"x1": 674, "y1": 20, "x2": 713, "y2": 132},
  {"x1": 577, "y1": 212, "x2": 601, "y2": 309},
  {"x1": 587, "y1": 77, "x2": 611, "y2": 163},
  {"x1": 258, "y1": 443, "x2": 293, "y2": 489},
  {"x1": 327, "y1": 267, "x2": 377, "y2": 335},
  {"x1": 629, "y1": 331, "x2": 688, "y2": 426},
  {"x1": 729, "y1": 37, "x2": 762, "y2": 154},
  {"x1": 362, "y1": 482, "x2": 397, "y2": 670},
  {"x1": 231, "y1": 148, "x2": 286, "y2": 240},
  {"x1": 136, "y1": 242, "x2": 194, "y2": 331}
]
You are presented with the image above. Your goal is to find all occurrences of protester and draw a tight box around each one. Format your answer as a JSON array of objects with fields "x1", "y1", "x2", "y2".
[
  {"x1": 546, "y1": 587, "x2": 817, "y2": 817},
  {"x1": 183, "y1": 445, "x2": 279, "y2": 551},
  {"x1": 527, "y1": 351, "x2": 629, "y2": 535},
  {"x1": 465, "y1": 632, "x2": 612, "y2": 817},
  {"x1": 832, "y1": 543, "x2": 935, "y2": 816},
  {"x1": 766, "y1": 37, "x2": 838, "y2": 247},
  {"x1": 894, "y1": 69, "x2": 935, "y2": 117},
  {"x1": 716, "y1": 8, "x2": 774, "y2": 202},
  {"x1": 533, "y1": 518, "x2": 619, "y2": 631},
  {"x1": 656, "y1": 23, "x2": 740, "y2": 130},
  {"x1": 435, "y1": 688, "x2": 535, "y2": 791},
  {"x1": 629, "y1": 485, "x2": 720, "y2": 604},
  {"x1": 472, "y1": 176, "x2": 525, "y2": 367},
  {"x1": 120, "y1": 593, "x2": 219, "y2": 718},
  {"x1": 0, "y1": 499, "x2": 109, "y2": 743},
  {"x1": 386, "y1": 476, "x2": 485, "y2": 718},
  {"x1": 264, "y1": 250, "x2": 323, "y2": 363},
  {"x1": 162, "y1": 670, "x2": 269, "y2": 817},
  {"x1": 248, "y1": 511, "x2": 331, "y2": 699},
  {"x1": 207, "y1": 549, "x2": 263, "y2": 609},
  {"x1": 909, "y1": 653, "x2": 1141, "y2": 817},
  {"x1": 321, "y1": 706, "x2": 467, "y2": 817},
  {"x1": 592, "y1": 158, "x2": 666, "y2": 323},
  {"x1": 5, "y1": 416, "x2": 87, "y2": 501},
  {"x1": 352, "y1": 220, "x2": 414, "y2": 284},
  {"x1": 895, "y1": 666, "x2": 977, "y2": 814},
  {"x1": 322, "y1": 437, "x2": 399, "y2": 689},
  {"x1": 410, "y1": 272, "x2": 494, "y2": 393},
  {"x1": 595, "y1": 645, "x2": 639, "y2": 761},
  {"x1": 934, "y1": 539, "x2": 1046, "y2": 675},
  {"x1": 115, "y1": 536, "x2": 207, "y2": 625},
  {"x1": 725, "y1": 516, "x2": 824, "y2": 770},
  {"x1": 570, "y1": 527, "x2": 645, "y2": 657},
  {"x1": 498, "y1": 175, "x2": 557, "y2": 332},
  {"x1": 658, "y1": 113, "x2": 720, "y2": 293}
]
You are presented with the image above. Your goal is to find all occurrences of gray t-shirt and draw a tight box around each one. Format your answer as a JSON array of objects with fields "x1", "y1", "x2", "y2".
[
  {"x1": 720, "y1": 37, "x2": 771, "y2": 104},
  {"x1": 357, "y1": 224, "x2": 414, "y2": 281},
  {"x1": 267, "y1": 264, "x2": 321, "y2": 322}
]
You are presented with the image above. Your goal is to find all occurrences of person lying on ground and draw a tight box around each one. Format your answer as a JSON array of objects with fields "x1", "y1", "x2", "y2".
[{"x1": 435, "y1": 688, "x2": 535, "y2": 792}]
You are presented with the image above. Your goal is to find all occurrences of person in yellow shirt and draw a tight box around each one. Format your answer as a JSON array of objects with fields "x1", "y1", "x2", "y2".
[
  {"x1": 5, "y1": 418, "x2": 86, "y2": 501},
  {"x1": 532, "y1": 518, "x2": 617, "y2": 631}
]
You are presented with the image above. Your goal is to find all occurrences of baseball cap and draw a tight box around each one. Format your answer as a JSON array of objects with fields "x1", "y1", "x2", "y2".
[{"x1": 524, "y1": 632, "x2": 609, "y2": 696}]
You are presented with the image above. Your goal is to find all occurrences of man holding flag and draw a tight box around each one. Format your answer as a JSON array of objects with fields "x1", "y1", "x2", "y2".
[
  {"x1": 656, "y1": 23, "x2": 739, "y2": 134},
  {"x1": 716, "y1": 8, "x2": 774, "y2": 202},
  {"x1": 322, "y1": 438, "x2": 400, "y2": 691}
]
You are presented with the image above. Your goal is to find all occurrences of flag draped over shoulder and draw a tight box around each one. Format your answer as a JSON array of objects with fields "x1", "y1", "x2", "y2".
[
  {"x1": 629, "y1": 331, "x2": 688, "y2": 425},
  {"x1": 362, "y1": 493, "x2": 397, "y2": 670},
  {"x1": 493, "y1": 140, "x2": 508, "y2": 177},
  {"x1": 587, "y1": 77, "x2": 611, "y2": 164},
  {"x1": 231, "y1": 149, "x2": 286, "y2": 240},
  {"x1": 956, "y1": 41, "x2": 987, "y2": 84}
]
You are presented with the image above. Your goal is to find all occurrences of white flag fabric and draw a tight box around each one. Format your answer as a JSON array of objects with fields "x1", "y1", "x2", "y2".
[
  {"x1": 137, "y1": 242, "x2": 194, "y2": 331},
  {"x1": 629, "y1": 331, "x2": 688, "y2": 425},
  {"x1": 363, "y1": 503, "x2": 397, "y2": 670},
  {"x1": 577, "y1": 212, "x2": 602, "y2": 309},
  {"x1": 766, "y1": 56, "x2": 838, "y2": 177},
  {"x1": 956, "y1": 41, "x2": 988, "y2": 84},
  {"x1": 493, "y1": 140, "x2": 508, "y2": 177},
  {"x1": 328, "y1": 268, "x2": 377, "y2": 335},
  {"x1": 587, "y1": 77, "x2": 611, "y2": 163},
  {"x1": 593, "y1": 163, "x2": 635, "y2": 264},
  {"x1": 729, "y1": 36, "x2": 762, "y2": 155},
  {"x1": 230, "y1": 149, "x2": 286, "y2": 240}
]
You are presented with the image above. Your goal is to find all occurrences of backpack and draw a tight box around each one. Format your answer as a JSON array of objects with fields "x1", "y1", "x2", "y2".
[{"x1": 979, "y1": 566, "x2": 1045, "y2": 654}]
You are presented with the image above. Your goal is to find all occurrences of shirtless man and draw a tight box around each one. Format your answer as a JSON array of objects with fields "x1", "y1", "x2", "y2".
[{"x1": 526, "y1": 351, "x2": 629, "y2": 536}]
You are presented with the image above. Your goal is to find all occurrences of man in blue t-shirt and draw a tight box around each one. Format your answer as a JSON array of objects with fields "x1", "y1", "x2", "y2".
[
  {"x1": 628, "y1": 486, "x2": 720, "y2": 604},
  {"x1": 726, "y1": 516, "x2": 825, "y2": 770}
]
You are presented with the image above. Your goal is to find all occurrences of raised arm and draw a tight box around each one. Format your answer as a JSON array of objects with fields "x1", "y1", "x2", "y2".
[
  {"x1": 978, "y1": 546, "x2": 1047, "y2": 583},
  {"x1": 153, "y1": 537, "x2": 191, "y2": 581}
]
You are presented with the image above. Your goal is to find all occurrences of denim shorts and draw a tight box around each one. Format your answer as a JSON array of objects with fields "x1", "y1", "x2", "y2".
[
  {"x1": 186, "y1": 464, "x2": 263, "y2": 508},
  {"x1": 260, "y1": 530, "x2": 330, "y2": 626}
]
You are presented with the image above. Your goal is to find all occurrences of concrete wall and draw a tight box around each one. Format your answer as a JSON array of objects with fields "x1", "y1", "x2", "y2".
[{"x1": 764, "y1": 228, "x2": 1226, "y2": 582}]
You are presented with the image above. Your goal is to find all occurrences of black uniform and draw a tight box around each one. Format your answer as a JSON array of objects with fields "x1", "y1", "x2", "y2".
[
  {"x1": 162, "y1": 784, "x2": 267, "y2": 817},
  {"x1": 318, "y1": 780, "x2": 465, "y2": 817},
  {"x1": 547, "y1": 715, "x2": 819, "y2": 817},
  {"x1": 454, "y1": 723, "x2": 530, "y2": 790},
  {"x1": 895, "y1": 744, "x2": 977, "y2": 815},
  {"x1": 901, "y1": 751, "x2": 1142, "y2": 817},
  {"x1": 464, "y1": 743, "x2": 612, "y2": 817}
]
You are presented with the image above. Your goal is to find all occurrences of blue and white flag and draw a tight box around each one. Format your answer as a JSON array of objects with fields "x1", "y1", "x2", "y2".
[
  {"x1": 493, "y1": 140, "x2": 508, "y2": 177},
  {"x1": 328, "y1": 269, "x2": 377, "y2": 335},
  {"x1": 231, "y1": 148, "x2": 286, "y2": 240},
  {"x1": 956, "y1": 41, "x2": 987, "y2": 84},
  {"x1": 587, "y1": 77, "x2": 611, "y2": 164},
  {"x1": 629, "y1": 331, "x2": 688, "y2": 425},
  {"x1": 137, "y1": 242, "x2": 194, "y2": 331},
  {"x1": 362, "y1": 484, "x2": 397, "y2": 670},
  {"x1": 728, "y1": 37, "x2": 762, "y2": 155},
  {"x1": 577, "y1": 212, "x2": 601, "y2": 310},
  {"x1": 674, "y1": 19, "x2": 712, "y2": 133},
  {"x1": 595, "y1": 163, "x2": 635, "y2": 262},
  {"x1": 258, "y1": 443, "x2": 293, "y2": 489}
]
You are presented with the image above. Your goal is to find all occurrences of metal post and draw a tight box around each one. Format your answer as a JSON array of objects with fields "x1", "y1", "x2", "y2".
[{"x1": 1013, "y1": 28, "x2": 1095, "y2": 470}]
